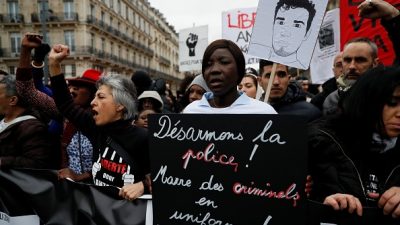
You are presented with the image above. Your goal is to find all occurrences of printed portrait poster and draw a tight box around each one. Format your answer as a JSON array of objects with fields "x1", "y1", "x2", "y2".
[
  {"x1": 222, "y1": 7, "x2": 260, "y2": 65},
  {"x1": 179, "y1": 25, "x2": 208, "y2": 72},
  {"x1": 340, "y1": 0, "x2": 400, "y2": 65},
  {"x1": 248, "y1": 0, "x2": 329, "y2": 70},
  {"x1": 148, "y1": 114, "x2": 308, "y2": 225},
  {"x1": 310, "y1": 8, "x2": 341, "y2": 84}
]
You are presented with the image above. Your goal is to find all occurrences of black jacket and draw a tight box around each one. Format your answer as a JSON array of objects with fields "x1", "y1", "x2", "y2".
[
  {"x1": 308, "y1": 116, "x2": 400, "y2": 206},
  {"x1": 50, "y1": 74, "x2": 150, "y2": 188},
  {"x1": 270, "y1": 82, "x2": 321, "y2": 122}
]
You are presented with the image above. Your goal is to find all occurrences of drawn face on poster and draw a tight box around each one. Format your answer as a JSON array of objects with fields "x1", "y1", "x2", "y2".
[
  {"x1": 248, "y1": 0, "x2": 328, "y2": 70},
  {"x1": 272, "y1": 2, "x2": 314, "y2": 57}
]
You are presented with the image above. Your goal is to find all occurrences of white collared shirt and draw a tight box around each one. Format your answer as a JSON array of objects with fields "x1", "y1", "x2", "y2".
[{"x1": 183, "y1": 92, "x2": 277, "y2": 114}]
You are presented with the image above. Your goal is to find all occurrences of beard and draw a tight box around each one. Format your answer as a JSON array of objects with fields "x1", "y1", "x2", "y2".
[{"x1": 273, "y1": 46, "x2": 294, "y2": 57}]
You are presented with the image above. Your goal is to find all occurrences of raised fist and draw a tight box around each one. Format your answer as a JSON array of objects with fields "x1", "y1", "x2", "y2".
[
  {"x1": 33, "y1": 43, "x2": 51, "y2": 63},
  {"x1": 48, "y1": 44, "x2": 70, "y2": 63},
  {"x1": 21, "y1": 32, "x2": 43, "y2": 50},
  {"x1": 186, "y1": 33, "x2": 198, "y2": 57}
]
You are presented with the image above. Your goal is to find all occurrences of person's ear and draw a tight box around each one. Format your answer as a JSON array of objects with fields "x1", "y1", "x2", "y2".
[
  {"x1": 9, "y1": 96, "x2": 18, "y2": 106},
  {"x1": 372, "y1": 57, "x2": 380, "y2": 67},
  {"x1": 116, "y1": 104, "x2": 125, "y2": 112}
]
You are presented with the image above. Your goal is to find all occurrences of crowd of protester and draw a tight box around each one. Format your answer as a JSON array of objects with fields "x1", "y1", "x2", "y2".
[{"x1": 0, "y1": 0, "x2": 400, "y2": 221}]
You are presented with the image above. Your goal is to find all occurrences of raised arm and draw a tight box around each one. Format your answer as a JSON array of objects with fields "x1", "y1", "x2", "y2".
[
  {"x1": 358, "y1": 0, "x2": 400, "y2": 65},
  {"x1": 48, "y1": 44, "x2": 97, "y2": 138},
  {"x1": 17, "y1": 33, "x2": 61, "y2": 119}
]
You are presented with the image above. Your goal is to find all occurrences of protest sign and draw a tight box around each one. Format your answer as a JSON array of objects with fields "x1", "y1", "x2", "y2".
[
  {"x1": 222, "y1": 7, "x2": 259, "y2": 65},
  {"x1": 340, "y1": 0, "x2": 400, "y2": 65},
  {"x1": 248, "y1": 0, "x2": 329, "y2": 70},
  {"x1": 310, "y1": 8, "x2": 341, "y2": 84},
  {"x1": 179, "y1": 25, "x2": 208, "y2": 72},
  {"x1": 149, "y1": 114, "x2": 308, "y2": 225}
]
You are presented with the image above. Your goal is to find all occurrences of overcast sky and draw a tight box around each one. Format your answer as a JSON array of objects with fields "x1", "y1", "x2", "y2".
[{"x1": 147, "y1": 0, "x2": 260, "y2": 41}]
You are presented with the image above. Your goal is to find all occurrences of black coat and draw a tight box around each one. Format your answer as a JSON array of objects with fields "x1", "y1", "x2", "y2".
[
  {"x1": 307, "y1": 116, "x2": 400, "y2": 206},
  {"x1": 270, "y1": 82, "x2": 321, "y2": 122}
]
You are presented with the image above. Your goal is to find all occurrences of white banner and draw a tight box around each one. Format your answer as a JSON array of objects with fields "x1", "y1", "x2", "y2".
[
  {"x1": 248, "y1": 0, "x2": 329, "y2": 70},
  {"x1": 222, "y1": 7, "x2": 259, "y2": 65},
  {"x1": 179, "y1": 25, "x2": 208, "y2": 72},
  {"x1": 310, "y1": 8, "x2": 340, "y2": 84}
]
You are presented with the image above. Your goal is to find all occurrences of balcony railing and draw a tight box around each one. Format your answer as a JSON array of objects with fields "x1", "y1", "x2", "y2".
[
  {"x1": 30, "y1": 12, "x2": 78, "y2": 23},
  {"x1": 159, "y1": 56, "x2": 171, "y2": 66},
  {"x1": 0, "y1": 14, "x2": 24, "y2": 23},
  {"x1": 0, "y1": 48, "x2": 21, "y2": 58}
]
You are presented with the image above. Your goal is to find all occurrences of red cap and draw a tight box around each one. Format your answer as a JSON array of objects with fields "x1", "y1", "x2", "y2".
[{"x1": 67, "y1": 69, "x2": 101, "y2": 87}]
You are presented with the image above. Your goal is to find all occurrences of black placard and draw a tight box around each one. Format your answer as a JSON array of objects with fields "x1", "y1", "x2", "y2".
[{"x1": 149, "y1": 114, "x2": 307, "y2": 225}]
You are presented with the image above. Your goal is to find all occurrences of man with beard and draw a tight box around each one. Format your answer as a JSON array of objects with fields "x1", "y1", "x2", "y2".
[
  {"x1": 267, "y1": 0, "x2": 316, "y2": 69},
  {"x1": 322, "y1": 37, "x2": 379, "y2": 115},
  {"x1": 322, "y1": 0, "x2": 400, "y2": 115}
]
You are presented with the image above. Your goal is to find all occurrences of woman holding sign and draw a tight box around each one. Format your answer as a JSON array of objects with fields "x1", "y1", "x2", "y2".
[
  {"x1": 308, "y1": 66, "x2": 400, "y2": 219},
  {"x1": 183, "y1": 39, "x2": 276, "y2": 114}
]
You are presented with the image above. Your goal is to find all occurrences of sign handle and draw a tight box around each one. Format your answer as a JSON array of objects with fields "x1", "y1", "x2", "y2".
[{"x1": 263, "y1": 63, "x2": 277, "y2": 103}]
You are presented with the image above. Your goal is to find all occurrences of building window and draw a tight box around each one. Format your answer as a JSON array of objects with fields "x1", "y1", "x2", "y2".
[
  {"x1": 110, "y1": 42, "x2": 114, "y2": 56},
  {"x1": 90, "y1": 33, "x2": 95, "y2": 51},
  {"x1": 64, "y1": 30, "x2": 75, "y2": 52},
  {"x1": 118, "y1": 45, "x2": 121, "y2": 59},
  {"x1": 90, "y1": 4, "x2": 95, "y2": 17},
  {"x1": 8, "y1": 0, "x2": 19, "y2": 22},
  {"x1": 10, "y1": 32, "x2": 21, "y2": 55},
  {"x1": 100, "y1": 11, "x2": 105, "y2": 26},
  {"x1": 109, "y1": 0, "x2": 113, "y2": 9},
  {"x1": 37, "y1": 0, "x2": 49, "y2": 20},
  {"x1": 117, "y1": 0, "x2": 121, "y2": 14},
  {"x1": 63, "y1": 0, "x2": 75, "y2": 20},
  {"x1": 101, "y1": 38, "x2": 105, "y2": 52},
  {"x1": 63, "y1": 64, "x2": 76, "y2": 77},
  {"x1": 8, "y1": 66, "x2": 16, "y2": 75},
  {"x1": 94, "y1": 65, "x2": 103, "y2": 71}
]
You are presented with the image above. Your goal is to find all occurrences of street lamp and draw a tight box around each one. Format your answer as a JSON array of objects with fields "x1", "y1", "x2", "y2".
[{"x1": 39, "y1": 0, "x2": 49, "y2": 84}]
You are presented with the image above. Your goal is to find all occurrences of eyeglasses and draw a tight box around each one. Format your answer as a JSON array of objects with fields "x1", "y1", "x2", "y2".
[{"x1": 263, "y1": 71, "x2": 288, "y2": 78}]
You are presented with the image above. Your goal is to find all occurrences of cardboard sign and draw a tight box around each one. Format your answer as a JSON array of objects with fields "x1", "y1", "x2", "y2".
[
  {"x1": 248, "y1": 0, "x2": 329, "y2": 70},
  {"x1": 222, "y1": 7, "x2": 260, "y2": 65},
  {"x1": 179, "y1": 25, "x2": 208, "y2": 72},
  {"x1": 149, "y1": 114, "x2": 307, "y2": 225},
  {"x1": 310, "y1": 9, "x2": 341, "y2": 84}
]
